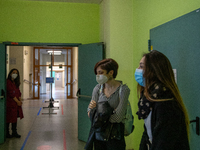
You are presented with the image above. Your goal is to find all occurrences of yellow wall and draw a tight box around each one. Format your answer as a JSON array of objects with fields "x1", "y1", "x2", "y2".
[
  {"x1": 0, "y1": 0, "x2": 100, "y2": 44},
  {"x1": 100, "y1": 0, "x2": 134, "y2": 149}
]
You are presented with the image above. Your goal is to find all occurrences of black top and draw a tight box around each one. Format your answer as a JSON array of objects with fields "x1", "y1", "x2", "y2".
[{"x1": 138, "y1": 82, "x2": 190, "y2": 150}]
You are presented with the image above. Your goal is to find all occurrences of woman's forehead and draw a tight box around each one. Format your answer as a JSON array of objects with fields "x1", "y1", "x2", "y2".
[
  {"x1": 140, "y1": 56, "x2": 145, "y2": 63},
  {"x1": 12, "y1": 70, "x2": 18, "y2": 73}
]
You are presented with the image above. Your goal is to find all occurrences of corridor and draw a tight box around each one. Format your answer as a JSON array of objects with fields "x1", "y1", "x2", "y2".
[{"x1": 0, "y1": 92, "x2": 86, "y2": 150}]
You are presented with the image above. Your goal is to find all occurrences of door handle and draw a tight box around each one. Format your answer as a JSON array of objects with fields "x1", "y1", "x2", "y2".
[
  {"x1": 76, "y1": 88, "x2": 81, "y2": 96},
  {"x1": 190, "y1": 117, "x2": 199, "y2": 135},
  {"x1": 76, "y1": 88, "x2": 91, "y2": 99},
  {"x1": 77, "y1": 95, "x2": 92, "y2": 98},
  {"x1": 0, "y1": 89, "x2": 5, "y2": 99}
]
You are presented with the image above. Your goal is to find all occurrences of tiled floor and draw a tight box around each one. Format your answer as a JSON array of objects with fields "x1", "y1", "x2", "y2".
[{"x1": 0, "y1": 88, "x2": 86, "y2": 150}]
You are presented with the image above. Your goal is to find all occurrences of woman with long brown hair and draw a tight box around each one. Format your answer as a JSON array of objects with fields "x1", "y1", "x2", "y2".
[
  {"x1": 6, "y1": 68, "x2": 24, "y2": 138},
  {"x1": 135, "y1": 50, "x2": 190, "y2": 150}
]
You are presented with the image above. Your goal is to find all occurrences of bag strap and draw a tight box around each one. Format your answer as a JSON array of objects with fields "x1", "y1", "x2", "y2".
[
  {"x1": 119, "y1": 84, "x2": 123, "y2": 99},
  {"x1": 99, "y1": 84, "x2": 103, "y2": 94}
]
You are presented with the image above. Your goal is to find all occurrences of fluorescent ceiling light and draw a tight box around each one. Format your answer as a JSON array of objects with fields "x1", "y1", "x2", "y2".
[{"x1": 47, "y1": 50, "x2": 62, "y2": 55}]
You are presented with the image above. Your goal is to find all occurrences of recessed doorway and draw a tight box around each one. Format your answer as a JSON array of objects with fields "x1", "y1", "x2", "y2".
[{"x1": 33, "y1": 47, "x2": 74, "y2": 99}]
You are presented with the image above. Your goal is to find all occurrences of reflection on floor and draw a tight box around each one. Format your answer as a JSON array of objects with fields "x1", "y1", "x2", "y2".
[
  {"x1": 0, "y1": 91, "x2": 86, "y2": 150},
  {"x1": 40, "y1": 87, "x2": 67, "y2": 100}
]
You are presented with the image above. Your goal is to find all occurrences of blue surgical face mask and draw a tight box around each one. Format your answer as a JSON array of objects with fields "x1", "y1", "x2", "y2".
[{"x1": 134, "y1": 69, "x2": 145, "y2": 87}]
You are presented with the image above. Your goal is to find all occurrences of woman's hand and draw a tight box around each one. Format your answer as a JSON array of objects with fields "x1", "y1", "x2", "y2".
[
  {"x1": 88, "y1": 100, "x2": 96, "y2": 117},
  {"x1": 88, "y1": 111, "x2": 90, "y2": 117},
  {"x1": 17, "y1": 100, "x2": 22, "y2": 106},
  {"x1": 89, "y1": 100, "x2": 96, "y2": 109},
  {"x1": 13, "y1": 97, "x2": 22, "y2": 106}
]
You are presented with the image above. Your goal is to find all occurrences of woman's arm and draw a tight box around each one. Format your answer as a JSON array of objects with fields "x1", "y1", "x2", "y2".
[
  {"x1": 109, "y1": 85, "x2": 130, "y2": 123},
  {"x1": 13, "y1": 97, "x2": 22, "y2": 106},
  {"x1": 19, "y1": 97, "x2": 22, "y2": 101},
  {"x1": 87, "y1": 84, "x2": 101, "y2": 117},
  {"x1": 88, "y1": 100, "x2": 96, "y2": 117},
  {"x1": 6, "y1": 80, "x2": 17, "y2": 98}
]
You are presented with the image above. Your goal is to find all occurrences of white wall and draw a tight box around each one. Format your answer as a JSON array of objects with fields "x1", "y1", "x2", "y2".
[
  {"x1": 23, "y1": 46, "x2": 33, "y2": 99},
  {"x1": 9, "y1": 46, "x2": 24, "y2": 98},
  {"x1": 8, "y1": 46, "x2": 33, "y2": 99}
]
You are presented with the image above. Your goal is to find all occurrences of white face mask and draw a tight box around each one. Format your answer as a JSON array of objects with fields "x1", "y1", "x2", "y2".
[
  {"x1": 96, "y1": 75, "x2": 108, "y2": 84},
  {"x1": 12, "y1": 74, "x2": 18, "y2": 79}
]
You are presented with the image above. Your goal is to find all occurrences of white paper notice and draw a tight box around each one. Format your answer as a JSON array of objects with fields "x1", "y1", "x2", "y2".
[{"x1": 173, "y1": 69, "x2": 177, "y2": 83}]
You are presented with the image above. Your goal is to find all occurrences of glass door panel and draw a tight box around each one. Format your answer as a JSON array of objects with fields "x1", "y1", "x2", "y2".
[
  {"x1": 34, "y1": 67, "x2": 39, "y2": 99},
  {"x1": 33, "y1": 47, "x2": 73, "y2": 99},
  {"x1": 67, "y1": 67, "x2": 72, "y2": 98},
  {"x1": 40, "y1": 49, "x2": 52, "y2": 66},
  {"x1": 40, "y1": 66, "x2": 48, "y2": 99},
  {"x1": 35, "y1": 49, "x2": 39, "y2": 65},
  {"x1": 68, "y1": 85, "x2": 70, "y2": 96},
  {"x1": 68, "y1": 49, "x2": 71, "y2": 65},
  {"x1": 33, "y1": 48, "x2": 40, "y2": 99}
]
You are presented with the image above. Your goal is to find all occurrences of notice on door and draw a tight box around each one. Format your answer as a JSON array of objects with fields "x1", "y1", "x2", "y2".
[{"x1": 173, "y1": 69, "x2": 177, "y2": 83}]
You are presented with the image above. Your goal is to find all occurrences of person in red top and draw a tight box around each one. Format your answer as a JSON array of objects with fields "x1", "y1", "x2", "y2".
[{"x1": 6, "y1": 68, "x2": 24, "y2": 138}]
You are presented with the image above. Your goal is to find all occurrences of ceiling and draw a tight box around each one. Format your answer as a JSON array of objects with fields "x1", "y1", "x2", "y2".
[{"x1": 25, "y1": 0, "x2": 103, "y2": 4}]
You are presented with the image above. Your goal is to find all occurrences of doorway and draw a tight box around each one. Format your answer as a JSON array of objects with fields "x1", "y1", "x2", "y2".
[
  {"x1": 6, "y1": 44, "x2": 78, "y2": 100},
  {"x1": 33, "y1": 47, "x2": 74, "y2": 99}
]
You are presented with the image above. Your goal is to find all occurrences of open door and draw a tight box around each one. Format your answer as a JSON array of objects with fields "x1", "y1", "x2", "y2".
[
  {"x1": 150, "y1": 8, "x2": 200, "y2": 149},
  {"x1": 0, "y1": 43, "x2": 6, "y2": 144},
  {"x1": 78, "y1": 43, "x2": 104, "y2": 142}
]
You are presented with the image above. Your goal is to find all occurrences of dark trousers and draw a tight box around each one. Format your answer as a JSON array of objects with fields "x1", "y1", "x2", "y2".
[
  {"x1": 94, "y1": 123, "x2": 126, "y2": 150},
  {"x1": 94, "y1": 137, "x2": 126, "y2": 150},
  {"x1": 6, "y1": 122, "x2": 18, "y2": 134}
]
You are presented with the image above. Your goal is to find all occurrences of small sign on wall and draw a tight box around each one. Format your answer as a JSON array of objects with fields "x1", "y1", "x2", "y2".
[{"x1": 10, "y1": 58, "x2": 16, "y2": 65}]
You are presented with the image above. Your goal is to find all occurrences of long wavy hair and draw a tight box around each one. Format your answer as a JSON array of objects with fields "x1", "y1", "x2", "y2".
[
  {"x1": 7, "y1": 68, "x2": 21, "y2": 88},
  {"x1": 137, "y1": 50, "x2": 189, "y2": 136}
]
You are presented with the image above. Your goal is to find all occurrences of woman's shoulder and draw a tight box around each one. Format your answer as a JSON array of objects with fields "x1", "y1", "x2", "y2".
[
  {"x1": 92, "y1": 84, "x2": 102, "y2": 94},
  {"x1": 94, "y1": 84, "x2": 101, "y2": 90},
  {"x1": 119, "y1": 81, "x2": 130, "y2": 91},
  {"x1": 118, "y1": 82, "x2": 130, "y2": 95},
  {"x1": 149, "y1": 82, "x2": 174, "y2": 99},
  {"x1": 153, "y1": 99, "x2": 182, "y2": 118},
  {"x1": 7, "y1": 78, "x2": 11, "y2": 82},
  {"x1": 7, "y1": 79, "x2": 13, "y2": 85}
]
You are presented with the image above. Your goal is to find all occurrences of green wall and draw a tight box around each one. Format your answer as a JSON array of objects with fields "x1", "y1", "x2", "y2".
[
  {"x1": 132, "y1": 0, "x2": 200, "y2": 150},
  {"x1": 0, "y1": 0, "x2": 100, "y2": 44},
  {"x1": 108, "y1": 0, "x2": 134, "y2": 149}
]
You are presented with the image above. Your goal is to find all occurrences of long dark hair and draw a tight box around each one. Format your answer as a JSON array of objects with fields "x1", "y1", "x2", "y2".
[
  {"x1": 137, "y1": 50, "x2": 189, "y2": 136},
  {"x1": 7, "y1": 68, "x2": 21, "y2": 88}
]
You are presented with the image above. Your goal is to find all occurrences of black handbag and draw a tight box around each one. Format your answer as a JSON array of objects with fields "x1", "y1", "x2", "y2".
[
  {"x1": 94, "y1": 101, "x2": 114, "y2": 141},
  {"x1": 94, "y1": 101, "x2": 113, "y2": 128}
]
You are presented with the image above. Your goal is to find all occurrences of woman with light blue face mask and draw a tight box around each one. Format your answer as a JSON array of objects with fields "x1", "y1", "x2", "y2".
[
  {"x1": 85, "y1": 58, "x2": 130, "y2": 150},
  {"x1": 134, "y1": 56, "x2": 145, "y2": 87},
  {"x1": 135, "y1": 50, "x2": 189, "y2": 150}
]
